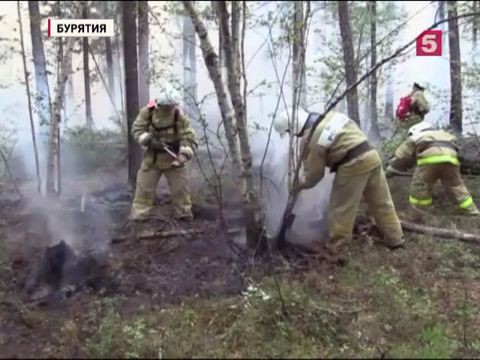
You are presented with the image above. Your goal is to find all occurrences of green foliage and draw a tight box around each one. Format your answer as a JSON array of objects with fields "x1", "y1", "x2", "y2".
[
  {"x1": 84, "y1": 302, "x2": 162, "y2": 359},
  {"x1": 390, "y1": 325, "x2": 459, "y2": 359},
  {"x1": 61, "y1": 122, "x2": 126, "y2": 175}
]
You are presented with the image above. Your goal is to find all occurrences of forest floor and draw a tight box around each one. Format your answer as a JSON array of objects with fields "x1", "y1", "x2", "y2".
[{"x1": 1, "y1": 166, "x2": 480, "y2": 358}]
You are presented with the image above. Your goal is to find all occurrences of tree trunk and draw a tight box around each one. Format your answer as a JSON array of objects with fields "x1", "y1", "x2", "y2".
[
  {"x1": 137, "y1": 1, "x2": 149, "y2": 108},
  {"x1": 473, "y1": 1, "x2": 478, "y2": 53},
  {"x1": 216, "y1": 1, "x2": 265, "y2": 249},
  {"x1": 183, "y1": 1, "x2": 265, "y2": 250},
  {"x1": 447, "y1": 1, "x2": 462, "y2": 134},
  {"x1": 104, "y1": 1, "x2": 115, "y2": 98},
  {"x1": 289, "y1": 1, "x2": 309, "y2": 189},
  {"x1": 82, "y1": 1, "x2": 93, "y2": 130},
  {"x1": 18, "y1": 1, "x2": 42, "y2": 194},
  {"x1": 46, "y1": 38, "x2": 75, "y2": 196},
  {"x1": 123, "y1": 1, "x2": 142, "y2": 189},
  {"x1": 183, "y1": 11, "x2": 197, "y2": 118},
  {"x1": 385, "y1": 66, "x2": 394, "y2": 123},
  {"x1": 27, "y1": 0, "x2": 51, "y2": 132},
  {"x1": 437, "y1": 1, "x2": 447, "y2": 53},
  {"x1": 338, "y1": 0, "x2": 360, "y2": 124},
  {"x1": 115, "y1": 2, "x2": 125, "y2": 115},
  {"x1": 292, "y1": 1, "x2": 307, "y2": 110},
  {"x1": 182, "y1": 1, "x2": 241, "y2": 170},
  {"x1": 367, "y1": 0, "x2": 380, "y2": 139}
]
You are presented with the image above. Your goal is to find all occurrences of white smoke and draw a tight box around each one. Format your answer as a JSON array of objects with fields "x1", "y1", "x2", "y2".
[{"x1": 249, "y1": 129, "x2": 334, "y2": 248}]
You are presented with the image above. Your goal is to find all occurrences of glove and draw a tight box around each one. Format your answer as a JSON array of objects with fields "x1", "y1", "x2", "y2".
[
  {"x1": 385, "y1": 166, "x2": 396, "y2": 178},
  {"x1": 179, "y1": 146, "x2": 194, "y2": 160},
  {"x1": 149, "y1": 138, "x2": 166, "y2": 151},
  {"x1": 171, "y1": 146, "x2": 193, "y2": 167},
  {"x1": 171, "y1": 154, "x2": 188, "y2": 168},
  {"x1": 138, "y1": 132, "x2": 153, "y2": 147}
]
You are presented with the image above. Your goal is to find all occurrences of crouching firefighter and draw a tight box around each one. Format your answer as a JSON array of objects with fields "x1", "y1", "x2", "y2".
[
  {"x1": 275, "y1": 110, "x2": 405, "y2": 260},
  {"x1": 385, "y1": 121, "x2": 479, "y2": 216},
  {"x1": 129, "y1": 85, "x2": 198, "y2": 221}
]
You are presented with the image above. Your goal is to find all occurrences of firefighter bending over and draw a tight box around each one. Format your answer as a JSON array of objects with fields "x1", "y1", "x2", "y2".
[
  {"x1": 129, "y1": 84, "x2": 198, "y2": 221},
  {"x1": 275, "y1": 110, "x2": 405, "y2": 260},
  {"x1": 386, "y1": 121, "x2": 479, "y2": 216}
]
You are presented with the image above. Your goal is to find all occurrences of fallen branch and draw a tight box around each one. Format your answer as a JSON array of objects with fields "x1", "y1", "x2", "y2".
[
  {"x1": 112, "y1": 226, "x2": 244, "y2": 244},
  {"x1": 400, "y1": 220, "x2": 480, "y2": 244}
]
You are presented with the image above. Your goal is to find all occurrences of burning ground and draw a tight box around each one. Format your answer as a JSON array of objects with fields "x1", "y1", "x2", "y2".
[{"x1": 1, "y1": 167, "x2": 480, "y2": 358}]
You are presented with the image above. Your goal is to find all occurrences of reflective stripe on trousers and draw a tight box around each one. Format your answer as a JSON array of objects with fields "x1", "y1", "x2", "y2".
[
  {"x1": 409, "y1": 195, "x2": 432, "y2": 206},
  {"x1": 459, "y1": 196, "x2": 474, "y2": 209},
  {"x1": 417, "y1": 155, "x2": 460, "y2": 166}
]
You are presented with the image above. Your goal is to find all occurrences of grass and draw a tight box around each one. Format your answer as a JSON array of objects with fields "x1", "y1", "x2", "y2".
[
  {"x1": 41, "y1": 232, "x2": 480, "y2": 358},
  {"x1": 3, "y1": 176, "x2": 480, "y2": 358}
]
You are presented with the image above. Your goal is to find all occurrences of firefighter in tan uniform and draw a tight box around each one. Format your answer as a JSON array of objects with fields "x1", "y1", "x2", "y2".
[
  {"x1": 386, "y1": 121, "x2": 479, "y2": 215},
  {"x1": 275, "y1": 110, "x2": 405, "y2": 257},
  {"x1": 396, "y1": 82, "x2": 431, "y2": 130},
  {"x1": 129, "y1": 85, "x2": 198, "y2": 221}
]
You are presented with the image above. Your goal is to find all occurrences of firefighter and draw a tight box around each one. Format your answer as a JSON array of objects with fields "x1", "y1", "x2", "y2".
[
  {"x1": 274, "y1": 110, "x2": 405, "y2": 260},
  {"x1": 129, "y1": 84, "x2": 198, "y2": 221},
  {"x1": 386, "y1": 121, "x2": 479, "y2": 216},
  {"x1": 396, "y1": 81, "x2": 431, "y2": 130}
]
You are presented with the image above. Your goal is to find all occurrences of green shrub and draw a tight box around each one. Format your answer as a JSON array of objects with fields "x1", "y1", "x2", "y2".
[{"x1": 61, "y1": 124, "x2": 127, "y2": 175}]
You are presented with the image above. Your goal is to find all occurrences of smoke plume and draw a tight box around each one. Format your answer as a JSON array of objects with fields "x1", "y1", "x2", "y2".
[{"x1": 250, "y1": 129, "x2": 334, "y2": 248}]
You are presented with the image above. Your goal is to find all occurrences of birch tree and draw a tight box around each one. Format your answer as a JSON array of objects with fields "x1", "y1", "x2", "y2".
[
  {"x1": 447, "y1": 0, "x2": 462, "y2": 134},
  {"x1": 137, "y1": 0, "x2": 149, "y2": 108},
  {"x1": 82, "y1": 1, "x2": 93, "y2": 130},
  {"x1": 27, "y1": 1, "x2": 51, "y2": 130},
  {"x1": 338, "y1": 0, "x2": 360, "y2": 124},
  {"x1": 183, "y1": 1, "x2": 265, "y2": 249},
  {"x1": 18, "y1": 1, "x2": 41, "y2": 194},
  {"x1": 217, "y1": 1, "x2": 265, "y2": 248},
  {"x1": 287, "y1": 1, "x2": 309, "y2": 189},
  {"x1": 183, "y1": 11, "x2": 197, "y2": 118},
  {"x1": 46, "y1": 38, "x2": 76, "y2": 196},
  {"x1": 367, "y1": 0, "x2": 380, "y2": 139}
]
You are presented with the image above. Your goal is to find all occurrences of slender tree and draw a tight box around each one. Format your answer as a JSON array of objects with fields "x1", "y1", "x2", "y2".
[
  {"x1": 183, "y1": 1, "x2": 266, "y2": 250},
  {"x1": 367, "y1": 0, "x2": 380, "y2": 139},
  {"x1": 18, "y1": 1, "x2": 42, "y2": 194},
  {"x1": 183, "y1": 10, "x2": 197, "y2": 118},
  {"x1": 123, "y1": 1, "x2": 141, "y2": 188},
  {"x1": 338, "y1": 0, "x2": 360, "y2": 124},
  {"x1": 46, "y1": 37, "x2": 75, "y2": 196},
  {"x1": 447, "y1": 1, "x2": 462, "y2": 134},
  {"x1": 137, "y1": 1, "x2": 149, "y2": 107},
  {"x1": 104, "y1": 1, "x2": 115, "y2": 98},
  {"x1": 82, "y1": 1, "x2": 93, "y2": 129},
  {"x1": 27, "y1": 0, "x2": 51, "y2": 132}
]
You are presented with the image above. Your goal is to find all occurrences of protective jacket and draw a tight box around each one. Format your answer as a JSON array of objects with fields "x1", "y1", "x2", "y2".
[
  {"x1": 132, "y1": 104, "x2": 198, "y2": 169},
  {"x1": 389, "y1": 129, "x2": 459, "y2": 172},
  {"x1": 398, "y1": 90, "x2": 430, "y2": 128},
  {"x1": 130, "y1": 102, "x2": 198, "y2": 221},
  {"x1": 298, "y1": 111, "x2": 404, "y2": 254},
  {"x1": 388, "y1": 129, "x2": 478, "y2": 214},
  {"x1": 299, "y1": 111, "x2": 380, "y2": 189}
]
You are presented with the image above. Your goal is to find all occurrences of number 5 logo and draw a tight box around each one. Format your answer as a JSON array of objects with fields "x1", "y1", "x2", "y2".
[{"x1": 416, "y1": 30, "x2": 442, "y2": 56}]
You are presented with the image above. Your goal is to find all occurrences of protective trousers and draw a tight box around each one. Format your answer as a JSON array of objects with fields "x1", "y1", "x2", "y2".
[
  {"x1": 409, "y1": 163, "x2": 479, "y2": 214},
  {"x1": 130, "y1": 160, "x2": 193, "y2": 220},
  {"x1": 326, "y1": 164, "x2": 404, "y2": 253}
]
